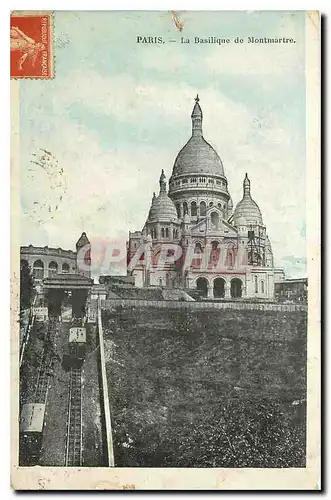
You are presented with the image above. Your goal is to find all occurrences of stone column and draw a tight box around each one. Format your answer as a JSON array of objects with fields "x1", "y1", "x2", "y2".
[
  {"x1": 207, "y1": 282, "x2": 214, "y2": 299},
  {"x1": 225, "y1": 281, "x2": 231, "y2": 298}
]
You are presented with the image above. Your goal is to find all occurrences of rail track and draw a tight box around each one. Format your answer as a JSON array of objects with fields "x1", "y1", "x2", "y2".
[
  {"x1": 65, "y1": 367, "x2": 83, "y2": 466},
  {"x1": 33, "y1": 318, "x2": 58, "y2": 404}
]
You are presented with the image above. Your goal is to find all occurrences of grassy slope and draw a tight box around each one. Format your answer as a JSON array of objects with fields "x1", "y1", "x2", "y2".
[{"x1": 103, "y1": 307, "x2": 307, "y2": 467}]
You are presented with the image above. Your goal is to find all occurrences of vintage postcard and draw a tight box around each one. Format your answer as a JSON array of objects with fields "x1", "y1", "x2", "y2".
[{"x1": 11, "y1": 11, "x2": 321, "y2": 490}]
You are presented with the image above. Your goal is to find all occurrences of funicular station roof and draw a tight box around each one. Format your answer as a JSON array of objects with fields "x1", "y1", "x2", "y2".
[{"x1": 43, "y1": 274, "x2": 93, "y2": 290}]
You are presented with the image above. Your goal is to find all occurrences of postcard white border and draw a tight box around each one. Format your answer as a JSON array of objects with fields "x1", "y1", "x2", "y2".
[{"x1": 10, "y1": 10, "x2": 320, "y2": 491}]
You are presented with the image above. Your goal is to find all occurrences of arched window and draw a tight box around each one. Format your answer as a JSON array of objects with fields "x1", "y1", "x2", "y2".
[
  {"x1": 195, "y1": 242, "x2": 203, "y2": 253},
  {"x1": 20, "y1": 259, "x2": 29, "y2": 273},
  {"x1": 200, "y1": 201, "x2": 206, "y2": 216},
  {"x1": 176, "y1": 203, "x2": 181, "y2": 218},
  {"x1": 183, "y1": 202, "x2": 188, "y2": 216},
  {"x1": 159, "y1": 278, "x2": 163, "y2": 286},
  {"x1": 255, "y1": 275, "x2": 258, "y2": 293},
  {"x1": 191, "y1": 201, "x2": 197, "y2": 216},
  {"x1": 166, "y1": 273, "x2": 170, "y2": 287},
  {"x1": 209, "y1": 202, "x2": 213, "y2": 207},
  {"x1": 211, "y1": 212, "x2": 220, "y2": 228},
  {"x1": 48, "y1": 261, "x2": 58, "y2": 277},
  {"x1": 161, "y1": 228, "x2": 165, "y2": 238},
  {"x1": 210, "y1": 241, "x2": 220, "y2": 267},
  {"x1": 192, "y1": 242, "x2": 203, "y2": 269},
  {"x1": 261, "y1": 280, "x2": 265, "y2": 294},
  {"x1": 165, "y1": 228, "x2": 169, "y2": 238},
  {"x1": 62, "y1": 262, "x2": 70, "y2": 274},
  {"x1": 33, "y1": 260, "x2": 44, "y2": 280}
]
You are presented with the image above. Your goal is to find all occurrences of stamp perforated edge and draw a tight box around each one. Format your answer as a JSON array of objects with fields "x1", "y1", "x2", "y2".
[{"x1": 10, "y1": 10, "x2": 55, "y2": 80}]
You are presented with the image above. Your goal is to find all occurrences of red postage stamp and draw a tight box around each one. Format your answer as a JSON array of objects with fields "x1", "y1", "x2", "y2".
[{"x1": 10, "y1": 12, "x2": 54, "y2": 79}]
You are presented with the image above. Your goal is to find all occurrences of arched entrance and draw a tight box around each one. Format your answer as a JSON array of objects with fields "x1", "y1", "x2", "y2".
[
  {"x1": 231, "y1": 278, "x2": 242, "y2": 298},
  {"x1": 196, "y1": 277, "x2": 208, "y2": 298},
  {"x1": 213, "y1": 278, "x2": 225, "y2": 298}
]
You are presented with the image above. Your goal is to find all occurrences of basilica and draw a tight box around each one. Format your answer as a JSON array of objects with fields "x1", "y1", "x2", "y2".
[{"x1": 128, "y1": 96, "x2": 285, "y2": 299}]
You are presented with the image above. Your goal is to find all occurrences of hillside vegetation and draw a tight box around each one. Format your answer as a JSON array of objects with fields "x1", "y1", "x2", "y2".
[{"x1": 103, "y1": 306, "x2": 307, "y2": 467}]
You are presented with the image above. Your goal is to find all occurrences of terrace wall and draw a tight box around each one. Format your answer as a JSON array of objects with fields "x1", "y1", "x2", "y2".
[{"x1": 101, "y1": 299, "x2": 307, "y2": 313}]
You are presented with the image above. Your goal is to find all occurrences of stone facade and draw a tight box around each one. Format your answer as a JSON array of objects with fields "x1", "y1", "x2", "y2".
[
  {"x1": 20, "y1": 232, "x2": 91, "y2": 281},
  {"x1": 128, "y1": 96, "x2": 285, "y2": 299}
]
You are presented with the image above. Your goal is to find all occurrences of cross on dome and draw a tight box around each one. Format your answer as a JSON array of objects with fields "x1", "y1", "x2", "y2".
[
  {"x1": 191, "y1": 94, "x2": 203, "y2": 135},
  {"x1": 243, "y1": 173, "x2": 251, "y2": 197}
]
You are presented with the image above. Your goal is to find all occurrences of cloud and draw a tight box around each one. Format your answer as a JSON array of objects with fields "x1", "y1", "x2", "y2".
[{"x1": 20, "y1": 110, "x2": 175, "y2": 250}]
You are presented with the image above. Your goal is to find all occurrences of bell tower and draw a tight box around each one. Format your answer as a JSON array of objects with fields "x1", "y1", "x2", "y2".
[{"x1": 76, "y1": 232, "x2": 91, "y2": 278}]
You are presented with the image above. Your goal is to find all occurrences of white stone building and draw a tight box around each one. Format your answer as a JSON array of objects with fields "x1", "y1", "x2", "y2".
[{"x1": 128, "y1": 96, "x2": 285, "y2": 299}]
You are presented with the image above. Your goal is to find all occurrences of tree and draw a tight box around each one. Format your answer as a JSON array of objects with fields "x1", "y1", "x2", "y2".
[{"x1": 20, "y1": 260, "x2": 34, "y2": 311}]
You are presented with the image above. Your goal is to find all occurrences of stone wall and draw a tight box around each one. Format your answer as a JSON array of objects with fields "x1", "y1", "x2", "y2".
[{"x1": 101, "y1": 298, "x2": 307, "y2": 313}]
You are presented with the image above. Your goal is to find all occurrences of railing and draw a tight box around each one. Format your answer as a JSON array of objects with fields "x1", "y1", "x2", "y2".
[
  {"x1": 97, "y1": 299, "x2": 115, "y2": 466},
  {"x1": 101, "y1": 298, "x2": 307, "y2": 313},
  {"x1": 19, "y1": 294, "x2": 38, "y2": 368}
]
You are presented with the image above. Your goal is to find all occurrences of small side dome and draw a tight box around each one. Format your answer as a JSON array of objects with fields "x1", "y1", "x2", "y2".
[
  {"x1": 147, "y1": 170, "x2": 178, "y2": 223},
  {"x1": 233, "y1": 174, "x2": 263, "y2": 226},
  {"x1": 236, "y1": 215, "x2": 246, "y2": 226},
  {"x1": 147, "y1": 192, "x2": 157, "y2": 220}
]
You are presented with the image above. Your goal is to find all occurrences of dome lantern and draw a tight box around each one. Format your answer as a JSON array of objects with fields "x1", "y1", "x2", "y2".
[
  {"x1": 159, "y1": 169, "x2": 166, "y2": 194},
  {"x1": 191, "y1": 94, "x2": 203, "y2": 137},
  {"x1": 146, "y1": 170, "x2": 178, "y2": 224},
  {"x1": 243, "y1": 173, "x2": 251, "y2": 197}
]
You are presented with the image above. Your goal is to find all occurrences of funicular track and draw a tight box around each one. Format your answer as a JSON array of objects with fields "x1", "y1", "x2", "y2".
[
  {"x1": 65, "y1": 367, "x2": 83, "y2": 466},
  {"x1": 33, "y1": 317, "x2": 58, "y2": 404}
]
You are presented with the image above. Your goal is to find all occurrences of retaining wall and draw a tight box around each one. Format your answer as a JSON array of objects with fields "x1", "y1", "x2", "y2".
[
  {"x1": 101, "y1": 299, "x2": 307, "y2": 313},
  {"x1": 97, "y1": 302, "x2": 115, "y2": 466}
]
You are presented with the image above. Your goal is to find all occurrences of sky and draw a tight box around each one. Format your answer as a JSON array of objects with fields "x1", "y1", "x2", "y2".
[{"x1": 19, "y1": 10, "x2": 306, "y2": 278}]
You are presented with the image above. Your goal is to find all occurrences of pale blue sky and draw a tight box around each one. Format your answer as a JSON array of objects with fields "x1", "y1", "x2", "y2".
[{"x1": 20, "y1": 11, "x2": 306, "y2": 277}]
